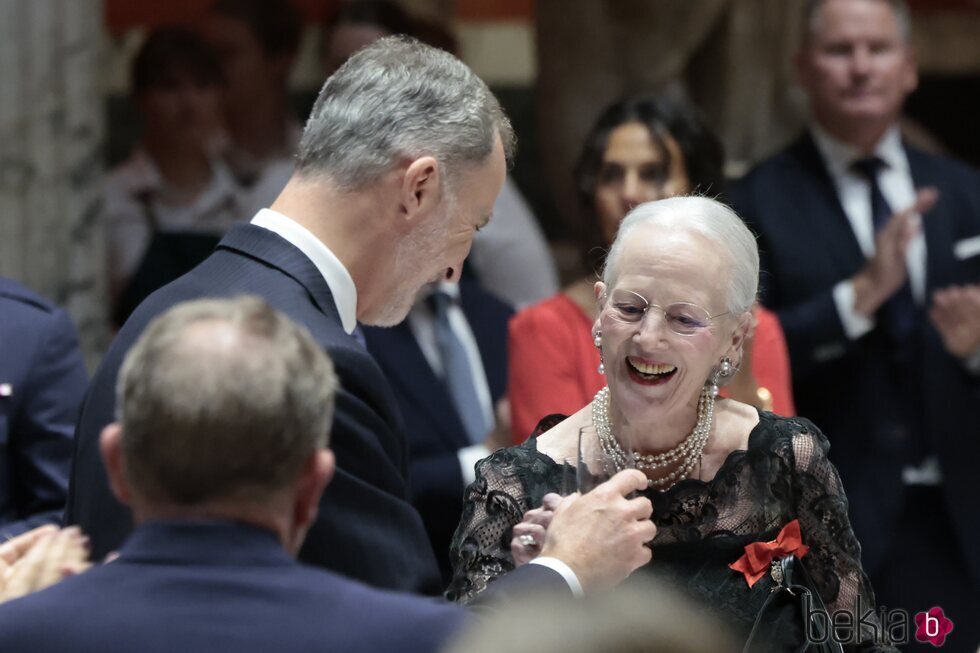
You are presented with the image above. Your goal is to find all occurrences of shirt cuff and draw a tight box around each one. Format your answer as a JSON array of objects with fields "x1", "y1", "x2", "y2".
[
  {"x1": 832, "y1": 280, "x2": 875, "y2": 340},
  {"x1": 529, "y1": 557, "x2": 584, "y2": 597},
  {"x1": 458, "y1": 444, "x2": 491, "y2": 486}
]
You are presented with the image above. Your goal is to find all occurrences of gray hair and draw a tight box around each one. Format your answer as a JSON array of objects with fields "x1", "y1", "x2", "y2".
[
  {"x1": 296, "y1": 35, "x2": 515, "y2": 190},
  {"x1": 602, "y1": 196, "x2": 760, "y2": 316},
  {"x1": 116, "y1": 296, "x2": 338, "y2": 505},
  {"x1": 803, "y1": 0, "x2": 911, "y2": 43}
]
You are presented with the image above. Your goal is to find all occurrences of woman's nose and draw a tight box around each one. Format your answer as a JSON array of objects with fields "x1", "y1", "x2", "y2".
[{"x1": 632, "y1": 308, "x2": 670, "y2": 345}]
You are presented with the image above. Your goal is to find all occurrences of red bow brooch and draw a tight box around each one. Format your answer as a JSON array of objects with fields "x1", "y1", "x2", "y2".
[{"x1": 729, "y1": 519, "x2": 810, "y2": 588}]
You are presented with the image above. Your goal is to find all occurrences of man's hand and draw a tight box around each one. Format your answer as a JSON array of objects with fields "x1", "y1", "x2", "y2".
[
  {"x1": 538, "y1": 469, "x2": 655, "y2": 593},
  {"x1": 0, "y1": 526, "x2": 91, "y2": 603},
  {"x1": 510, "y1": 493, "x2": 561, "y2": 567},
  {"x1": 853, "y1": 187, "x2": 938, "y2": 317},
  {"x1": 930, "y1": 284, "x2": 980, "y2": 359}
]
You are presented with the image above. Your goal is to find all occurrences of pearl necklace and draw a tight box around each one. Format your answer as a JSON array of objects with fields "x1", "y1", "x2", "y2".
[{"x1": 591, "y1": 385, "x2": 715, "y2": 490}]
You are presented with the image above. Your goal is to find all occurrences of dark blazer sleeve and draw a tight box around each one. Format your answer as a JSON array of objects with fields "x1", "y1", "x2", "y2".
[{"x1": 0, "y1": 306, "x2": 88, "y2": 538}]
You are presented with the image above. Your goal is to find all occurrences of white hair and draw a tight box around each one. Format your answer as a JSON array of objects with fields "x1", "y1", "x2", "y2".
[{"x1": 601, "y1": 196, "x2": 759, "y2": 315}]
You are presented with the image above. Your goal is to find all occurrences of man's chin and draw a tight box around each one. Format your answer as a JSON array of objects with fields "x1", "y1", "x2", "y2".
[{"x1": 360, "y1": 300, "x2": 413, "y2": 328}]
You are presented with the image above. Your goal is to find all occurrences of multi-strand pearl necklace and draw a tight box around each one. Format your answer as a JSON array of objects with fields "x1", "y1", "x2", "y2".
[{"x1": 591, "y1": 385, "x2": 715, "y2": 490}]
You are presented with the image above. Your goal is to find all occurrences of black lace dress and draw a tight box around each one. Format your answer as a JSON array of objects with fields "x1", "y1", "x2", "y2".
[{"x1": 448, "y1": 411, "x2": 897, "y2": 653}]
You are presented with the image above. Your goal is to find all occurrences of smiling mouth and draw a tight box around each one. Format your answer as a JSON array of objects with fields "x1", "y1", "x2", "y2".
[{"x1": 626, "y1": 358, "x2": 677, "y2": 385}]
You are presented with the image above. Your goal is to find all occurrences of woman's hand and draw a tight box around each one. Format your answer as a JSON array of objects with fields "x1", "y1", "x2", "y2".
[
  {"x1": 510, "y1": 493, "x2": 562, "y2": 567},
  {"x1": 0, "y1": 525, "x2": 91, "y2": 603}
]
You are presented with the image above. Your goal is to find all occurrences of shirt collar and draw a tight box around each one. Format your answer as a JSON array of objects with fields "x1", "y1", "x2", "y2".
[
  {"x1": 250, "y1": 208, "x2": 358, "y2": 334},
  {"x1": 809, "y1": 122, "x2": 907, "y2": 178}
]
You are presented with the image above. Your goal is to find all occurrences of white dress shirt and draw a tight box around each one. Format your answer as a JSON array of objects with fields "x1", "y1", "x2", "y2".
[
  {"x1": 250, "y1": 209, "x2": 358, "y2": 334},
  {"x1": 810, "y1": 124, "x2": 926, "y2": 339},
  {"x1": 810, "y1": 125, "x2": 940, "y2": 485},
  {"x1": 103, "y1": 149, "x2": 245, "y2": 297}
]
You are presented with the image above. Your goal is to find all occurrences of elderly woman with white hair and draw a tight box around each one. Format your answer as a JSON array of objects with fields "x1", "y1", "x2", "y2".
[{"x1": 448, "y1": 196, "x2": 894, "y2": 653}]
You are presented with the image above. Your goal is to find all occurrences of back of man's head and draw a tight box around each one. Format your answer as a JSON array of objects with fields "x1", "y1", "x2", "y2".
[
  {"x1": 115, "y1": 296, "x2": 337, "y2": 508},
  {"x1": 295, "y1": 35, "x2": 514, "y2": 191}
]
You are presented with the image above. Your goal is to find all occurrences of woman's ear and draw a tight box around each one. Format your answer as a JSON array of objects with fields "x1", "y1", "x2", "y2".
[
  {"x1": 725, "y1": 311, "x2": 753, "y2": 361},
  {"x1": 594, "y1": 281, "x2": 606, "y2": 302}
]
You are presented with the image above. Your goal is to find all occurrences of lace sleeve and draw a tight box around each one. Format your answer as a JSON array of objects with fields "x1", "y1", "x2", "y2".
[
  {"x1": 446, "y1": 444, "x2": 553, "y2": 603},
  {"x1": 785, "y1": 418, "x2": 896, "y2": 652}
]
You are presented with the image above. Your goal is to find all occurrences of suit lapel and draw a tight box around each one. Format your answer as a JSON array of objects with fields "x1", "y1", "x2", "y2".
[
  {"x1": 366, "y1": 324, "x2": 468, "y2": 448},
  {"x1": 216, "y1": 224, "x2": 341, "y2": 322},
  {"x1": 791, "y1": 134, "x2": 867, "y2": 276}
]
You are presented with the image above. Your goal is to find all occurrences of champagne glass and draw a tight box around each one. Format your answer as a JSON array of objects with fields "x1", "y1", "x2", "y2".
[{"x1": 560, "y1": 424, "x2": 633, "y2": 494}]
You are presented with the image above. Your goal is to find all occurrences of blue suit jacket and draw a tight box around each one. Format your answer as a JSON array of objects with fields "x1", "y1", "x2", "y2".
[
  {"x1": 0, "y1": 277, "x2": 87, "y2": 538},
  {"x1": 65, "y1": 224, "x2": 444, "y2": 594},
  {"x1": 0, "y1": 521, "x2": 465, "y2": 653},
  {"x1": 729, "y1": 134, "x2": 980, "y2": 585},
  {"x1": 362, "y1": 280, "x2": 513, "y2": 582}
]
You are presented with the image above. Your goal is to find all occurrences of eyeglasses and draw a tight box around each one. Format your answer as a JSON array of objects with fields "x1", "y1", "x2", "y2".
[{"x1": 603, "y1": 289, "x2": 728, "y2": 336}]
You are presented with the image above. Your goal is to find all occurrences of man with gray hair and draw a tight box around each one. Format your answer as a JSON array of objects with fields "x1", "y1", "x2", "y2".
[
  {"x1": 67, "y1": 36, "x2": 653, "y2": 599},
  {"x1": 731, "y1": 0, "x2": 980, "y2": 637},
  {"x1": 0, "y1": 296, "x2": 465, "y2": 652}
]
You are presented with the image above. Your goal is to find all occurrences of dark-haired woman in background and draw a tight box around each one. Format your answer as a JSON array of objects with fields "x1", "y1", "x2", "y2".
[
  {"x1": 103, "y1": 26, "x2": 242, "y2": 326},
  {"x1": 508, "y1": 95, "x2": 794, "y2": 440}
]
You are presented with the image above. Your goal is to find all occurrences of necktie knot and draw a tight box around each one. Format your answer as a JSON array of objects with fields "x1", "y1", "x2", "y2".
[{"x1": 851, "y1": 156, "x2": 886, "y2": 181}]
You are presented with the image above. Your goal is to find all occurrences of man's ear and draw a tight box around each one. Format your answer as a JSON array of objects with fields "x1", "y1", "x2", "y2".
[
  {"x1": 293, "y1": 449, "x2": 334, "y2": 533},
  {"x1": 99, "y1": 424, "x2": 133, "y2": 506},
  {"x1": 399, "y1": 156, "x2": 442, "y2": 224},
  {"x1": 901, "y1": 45, "x2": 919, "y2": 96}
]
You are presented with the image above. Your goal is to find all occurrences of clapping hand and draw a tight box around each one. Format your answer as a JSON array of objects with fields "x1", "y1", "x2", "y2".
[
  {"x1": 0, "y1": 525, "x2": 91, "y2": 603},
  {"x1": 930, "y1": 283, "x2": 980, "y2": 359},
  {"x1": 853, "y1": 188, "x2": 938, "y2": 316}
]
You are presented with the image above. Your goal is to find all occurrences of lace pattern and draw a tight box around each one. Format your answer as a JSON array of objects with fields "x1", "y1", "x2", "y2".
[{"x1": 447, "y1": 412, "x2": 895, "y2": 652}]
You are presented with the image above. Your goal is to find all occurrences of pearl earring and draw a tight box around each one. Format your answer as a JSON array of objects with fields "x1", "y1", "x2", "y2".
[
  {"x1": 708, "y1": 356, "x2": 733, "y2": 397},
  {"x1": 594, "y1": 331, "x2": 605, "y2": 374}
]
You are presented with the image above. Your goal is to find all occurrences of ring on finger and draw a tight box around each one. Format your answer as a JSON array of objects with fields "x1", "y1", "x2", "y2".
[{"x1": 517, "y1": 534, "x2": 538, "y2": 548}]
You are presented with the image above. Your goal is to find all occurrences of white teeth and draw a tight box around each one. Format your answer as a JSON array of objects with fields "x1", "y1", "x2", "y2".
[{"x1": 630, "y1": 360, "x2": 676, "y2": 375}]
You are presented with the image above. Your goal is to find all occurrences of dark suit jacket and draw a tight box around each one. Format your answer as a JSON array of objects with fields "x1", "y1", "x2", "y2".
[
  {"x1": 729, "y1": 133, "x2": 980, "y2": 586},
  {"x1": 363, "y1": 280, "x2": 513, "y2": 582},
  {"x1": 0, "y1": 521, "x2": 465, "y2": 653},
  {"x1": 65, "y1": 224, "x2": 569, "y2": 599},
  {"x1": 0, "y1": 277, "x2": 87, "y2": 538},
  {"x1": 65, "y1": 224, "x2": 444, "y2": 594}
]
